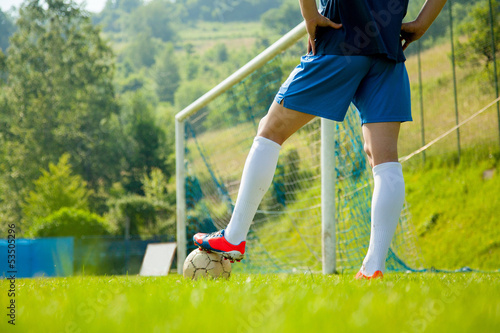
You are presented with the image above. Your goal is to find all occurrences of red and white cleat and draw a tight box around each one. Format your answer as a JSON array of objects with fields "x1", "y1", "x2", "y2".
[
  {"x1": 193, "y1": 229, "x2": 245, "y2": 261},
  {"x1": 355, "y1": 270, "x2": 383, "y2": 280}
]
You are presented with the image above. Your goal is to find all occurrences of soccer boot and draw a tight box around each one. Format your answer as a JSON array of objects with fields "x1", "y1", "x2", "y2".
[
  {"x1": 193, "y1": 229, "x2": 245, "y2": 262},
  {"x1": 355, "y1": 270, "x2": 384, "y2": 280}
]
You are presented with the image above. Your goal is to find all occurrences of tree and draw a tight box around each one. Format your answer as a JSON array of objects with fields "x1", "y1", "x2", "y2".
[
  {"x1": 93, "y1": 0, "x2": 125, "y2": 33},
  {"x1": 121, "y1": 92, "x2": 169, "y2": 194},
  {"x1": 261, "y1": 0, "x2": 302, "y2": 34},
  {"x1": 456, "y1": 0, "x2": 500, "y2": 68},
  {"x1": 0, "y1": 0, "x2": 123, "y2": 230},
  {"x1": 133, "y1": 0, "x2": 177, "y2": 42},
  {"x1": 207, "y1": 43, "x2": 229, "y2": 63},
  {"x1": 29, "y1": 207, "x2": 111, "y2": 237},
  {"x1": 0, "y1": 50, "x2": 6, "y2": 85},
  {"x1": 107, "y1": 194, "x2": 173, "y2": 236},
  {"x1": 177, "y1": 0, "x2": 281, "y2": 22},
  {"x1": 174, "y1": 80, "x2": 210, "y2": 110},
  {"x1": 117, "y1": 0, "x2": 143, "y2": 13},
  {"x1": 23, "y1": 154, "x2": 92, "y2": 224},
  {"x1": 100, "y1": 0, "x2": 142, "y2": 13},
  {"x1": 0, "y1": 9, "x2": 16, "y2": 52},
  {"x1": 142, "y1": 167, "x2": 170, "y2": 203},
  {"x1": 154, "y1": 43, "x2": 181, "y2": 103},
  {"x1": 125, "y1": 29, "x2": 157, "y2": 68},
  {"x1": 183, "y1": 55, "x2": 200, "y2": 81}
]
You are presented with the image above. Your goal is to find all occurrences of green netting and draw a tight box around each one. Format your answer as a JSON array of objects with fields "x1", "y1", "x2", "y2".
[{"x1": 182, "y1": 51, "x2": 424, "y2": 273}]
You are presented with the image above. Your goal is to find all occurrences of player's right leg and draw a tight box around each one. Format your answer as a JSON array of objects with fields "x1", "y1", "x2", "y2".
[{"x1": 194, "y1": 102, "x2": 315, "y2": 261}]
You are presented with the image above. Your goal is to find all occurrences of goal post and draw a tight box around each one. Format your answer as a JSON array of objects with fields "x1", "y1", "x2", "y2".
[
  {"x1": 175, "y1": 119, "x2": 186, "y2": 275},
  {"x1": 321, "y1": 118, "x2": 337, "y2": 274}
]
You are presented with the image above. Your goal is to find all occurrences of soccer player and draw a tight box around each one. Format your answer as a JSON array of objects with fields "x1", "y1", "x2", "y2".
[{"x1": 194, "y1": 0, "x2": 447, "y2": 279}]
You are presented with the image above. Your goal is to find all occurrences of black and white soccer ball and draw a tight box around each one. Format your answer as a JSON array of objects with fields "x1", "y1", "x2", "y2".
[{"x1": 183, "y1": 249, "x2": 231, "y2": 280}]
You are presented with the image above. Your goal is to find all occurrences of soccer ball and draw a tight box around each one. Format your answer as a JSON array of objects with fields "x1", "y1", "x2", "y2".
[{"x1": 183, "y1": 249, "x2": 231, "y2": 280}]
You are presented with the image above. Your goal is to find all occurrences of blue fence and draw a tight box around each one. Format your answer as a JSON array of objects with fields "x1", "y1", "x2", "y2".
[
  {"x1": 0, "y1": 235, "x2": 175, "y2": 278},
  {"x1": 0, "y1": 237, "x2": 73, "y2": 278}
]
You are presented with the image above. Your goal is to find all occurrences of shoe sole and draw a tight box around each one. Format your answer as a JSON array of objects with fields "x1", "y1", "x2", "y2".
[
  {"x1": 355, "y1": 270, "x2": 383, "y2": 280},
  {"x1": 194, "y1": 242, "x2": 244, "y2": 262}
]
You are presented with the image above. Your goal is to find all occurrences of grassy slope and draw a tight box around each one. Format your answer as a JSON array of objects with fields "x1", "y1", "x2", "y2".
[
  {"x1": 2, "y1": 274, "x2": 499, "y2": 332},
  {"x1": 404, "y1": 149, "x2": 500, "y2": 271},
  {"x1": 401, "y1": 40, "x2": 499, "y2": 158},
  {"x1": 177, "y1": 21, "x2": 267, "y2": 54}
]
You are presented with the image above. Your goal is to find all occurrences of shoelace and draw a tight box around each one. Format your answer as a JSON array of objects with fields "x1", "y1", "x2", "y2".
[{"x1": 206, "y1": 230, "x2": 223, "y2": 238}]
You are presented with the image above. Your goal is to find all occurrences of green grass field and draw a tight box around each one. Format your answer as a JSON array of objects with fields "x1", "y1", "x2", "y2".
[{"x1": 2, "y1": 273, "x2": 499, "y2": 332}]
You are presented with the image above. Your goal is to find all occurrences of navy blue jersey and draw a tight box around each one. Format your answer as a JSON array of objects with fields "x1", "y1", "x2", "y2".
[{"x1": 315, "y1": 0, "x2": 409, "y2": 62}]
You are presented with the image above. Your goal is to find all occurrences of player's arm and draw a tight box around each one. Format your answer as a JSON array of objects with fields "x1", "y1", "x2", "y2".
[
  {"x1": 400, "y1": 0, "x2": 448, "y2": 50},
  {"x1": 299, "y1": 0, "x2": 342, "y2": 55}
]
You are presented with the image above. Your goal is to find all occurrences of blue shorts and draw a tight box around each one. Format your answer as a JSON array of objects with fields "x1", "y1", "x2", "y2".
[{"x1": 274, "y1": 55, "x2": 412, "y2": 125}]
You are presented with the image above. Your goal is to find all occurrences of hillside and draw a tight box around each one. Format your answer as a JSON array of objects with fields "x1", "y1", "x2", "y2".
[{"x1": 405, "y1": 150, "x2": 500, "y2": 271}]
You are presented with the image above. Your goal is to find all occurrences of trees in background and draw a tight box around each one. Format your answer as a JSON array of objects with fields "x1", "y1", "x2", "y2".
[
  {"x1": 121, "y1": 92, "x2": 171, "y2": 194},
  {"x1": 175, "y1": 0, "x2": 281, "y2": 22},
  {"x1": 154, "y1": 44, "x2": 181, "y2": 103},
  {"x1": 261, "y1": 0, "x2": 302, "y2": 34},
  {"x1": 456, "y1": 0, "x2": 499, "y2": 69},
  {"x1": 3, "y1": 0, "x2": 122, "y2": 189},
  {"x1": 125, "y1": 30, "x2": 158, "y2": 68},
  {"x1": 0, "y1": 0, "x2": 123, "y2": 232},
  {"x1": 0, "y1": 0, "x2": 172, "y2": 237}
]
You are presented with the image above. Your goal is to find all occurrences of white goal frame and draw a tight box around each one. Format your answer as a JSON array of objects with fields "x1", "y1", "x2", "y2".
[{"x1": 175, "y1": 22, "x2": 337, "y2": 275}]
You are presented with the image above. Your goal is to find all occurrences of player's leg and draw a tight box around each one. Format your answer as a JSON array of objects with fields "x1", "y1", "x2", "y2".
[
  {"x1": 257, "y1": 100, "x2": 316, "y2": 145},
  {"x1": 223, "y1": 102, "x2": 315, "y2": 244},
  {"x1": 362, "y1": 122, "x2": 400, "y2": 168},
  {"x1": 357, "y1": 122, "x2": 405, "y2": 278},
  {"x1": 352, "y1": 58, "x2": 411, "y2": 279},
  {"x1": 193, "y1": 102, "x2": 315, "y2": 261}
]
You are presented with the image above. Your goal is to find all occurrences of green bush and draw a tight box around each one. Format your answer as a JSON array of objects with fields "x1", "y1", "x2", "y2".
[
  {"x1": 29, "y1": 207, "x2": 111, "y2": 238},
  {"x1": 23, "y1": 154, "x2": 92, "y2": 224},
  {"x1": 107, "y1": 195, "x2": 174, "y2": 236}
]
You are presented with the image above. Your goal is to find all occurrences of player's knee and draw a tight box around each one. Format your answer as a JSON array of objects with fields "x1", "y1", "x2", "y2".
[
  {"x1": 257, "y1": 129, "x2": 285, "y2": 145},
  {"x1": 257, "y1": 116, "x2": 285, "y2": 145},
  {"x1": 364, "y1": 143, "x2": 375, "y2": 168},
  {"x1": 368, "y1": 147, "x2": 399, "y2": 167},
  {"x1": 363, "y1": 142, "x2": 372, "y2": 158}
]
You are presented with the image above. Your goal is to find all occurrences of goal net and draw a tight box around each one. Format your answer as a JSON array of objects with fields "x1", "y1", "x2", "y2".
[{"x1": 176, "y1": 23, "x2": 423, "y2": 274}]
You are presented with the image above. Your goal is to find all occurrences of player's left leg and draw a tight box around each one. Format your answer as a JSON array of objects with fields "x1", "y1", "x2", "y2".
[
  {"x1": 357, "y1": 121, "x2": 405, "y2": 279},
  {"x1": 352, "y1": 55, "x2": 411, "y2": 279}
]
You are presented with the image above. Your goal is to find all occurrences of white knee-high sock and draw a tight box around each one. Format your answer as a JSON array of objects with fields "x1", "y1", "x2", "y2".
[
  {"x1": 361, "y1": 162, "x2": 405, "y2": 275},
  {"x1": 224, "y1": 136, "x2": 281, "y2": 245}
]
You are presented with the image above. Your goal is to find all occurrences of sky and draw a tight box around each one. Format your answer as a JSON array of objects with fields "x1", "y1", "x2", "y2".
[{"x1": 0, "y1": 0, "x2": 106, "y2": 13}]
